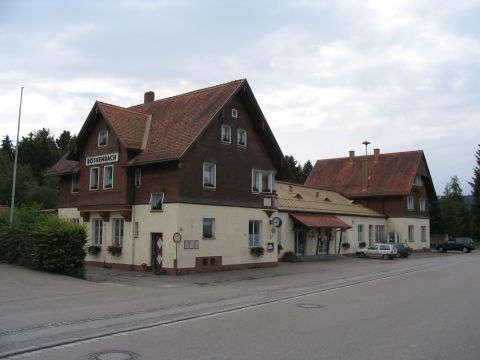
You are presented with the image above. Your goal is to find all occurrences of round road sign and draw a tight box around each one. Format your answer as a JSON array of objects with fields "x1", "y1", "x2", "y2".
[{"x1": 173, "y1": 232, "x2": 182, "y2": 243}]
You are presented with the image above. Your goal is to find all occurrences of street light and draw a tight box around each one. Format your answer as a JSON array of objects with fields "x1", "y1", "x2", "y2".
[{"x1": 362, "y1": 141, "x2": 370, "y2": 157}]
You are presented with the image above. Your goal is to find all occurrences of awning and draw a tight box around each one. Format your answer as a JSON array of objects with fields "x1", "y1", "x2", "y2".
[{"x1": 290, "y1": 213, "x2": 351, "y2": 229}]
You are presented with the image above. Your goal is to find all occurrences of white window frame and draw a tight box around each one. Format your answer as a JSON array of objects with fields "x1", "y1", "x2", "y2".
[
  {"x1": 92, "y1": 218, "x2": 103, "y2": 245},
  {"x1": 221, "y1": 125, "x2": 231, "y2": 144},
  {"x1": 408, "y1": 225, "x2": 415, "y2": 242},
  {"x1": 358, "y1": 224, "x2": 364, "y2": 243},
  {"x1": 103, "y1": 165, "x2": 114, "y2": 190},
  {"x1": 252, "y1": 169, "x2": 275, "y2": 193},
  {"x1": 203, "y1": 218, "x2": 215, "y2": 239},
  {"x1": 407, "y1": 195, "x2": 414, "y2": 210},
  {"x1": 203, "y1": 162, "x2": 216, "y2": 189},
  {"x1": 133, "y1": 222, "x2": 139, "y2": 238},
  {"x1": 414, "y1": 175, "x2": 423, "y2": 186},
  {"x1": 232, "y1": 108, "x2": 238, "y2": 118},
  {"x1": 71, "y1": 173, "x2": 79, "y2": 193},
  {"x1": 237, "y1": 128, "x2": 247, "y2": 147},
  {"x1": 419, "y1": 197, "x2": 426, "y2": 212},
  {"x1": 89, "y1": 167, "x2": 99, "y2": 190},
  {"x1": 112, "y1": 218, "x2": 124, "y2": 246},
  {"x1": 249, "y1": 220, "x2": 261, "y2": 247},
  {"x1": 98, "y1": 130, "x2": 108, "y2": 147},
  {"x1": 150, "y1": 192, "x2": 164, "y2": 211},
  {"x1": 375, "y1": 225, "x2": 385, "y2": 242},
  {"x1": 134, "y1": 168, "x2": 141, "y2": 187},
  {"x1": 341, "y1": 230, "x2": 348, "y2": 243},
  {"x1": 421, "y1": 225, "x2": 427, "y2": 242}
]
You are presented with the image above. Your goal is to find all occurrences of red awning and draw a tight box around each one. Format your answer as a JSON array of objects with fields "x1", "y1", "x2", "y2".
[{"x1": 290, "y1": 213, "x2": 351, "y2": 229}]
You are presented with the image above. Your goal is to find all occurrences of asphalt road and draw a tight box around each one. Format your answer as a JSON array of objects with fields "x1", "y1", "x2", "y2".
[{"x1": 1, "y1": 252, "x2": 479, "y2": 359}]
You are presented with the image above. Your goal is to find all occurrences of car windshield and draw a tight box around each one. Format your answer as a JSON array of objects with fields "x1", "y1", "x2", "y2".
[{"x1": 394, "y1": 244, "x2": 405, "y2": 249}]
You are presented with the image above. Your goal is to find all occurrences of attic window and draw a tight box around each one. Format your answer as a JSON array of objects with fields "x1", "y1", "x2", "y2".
[
  {"x1": 232, "y1": 108, "x2": 238, "y2": 118},
  {"x1": 221, "y1": 125, "x2": 231, "y2": 144},
  {"x1": 414, "y1": 175, "x2": 423, "y2": 186},
  {"x1": 98, "y1": 130, "x2": 108, "y2": 147},
  {"x1": 323, "y1": 197, "x2": 331, "y2": 202},
  {"x1": 294, "y1": 193, "x2": 303, "y2": 199}
]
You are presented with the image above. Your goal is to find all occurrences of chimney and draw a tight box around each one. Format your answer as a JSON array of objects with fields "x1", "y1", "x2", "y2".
[
  {"x1": 144, "y1": 91, "x2": 155, "y2": 103},
  {"x1": 349, "y1": 150, "x2": 355, "y2": 163},
  {"x1": 373, "y1": 148, "x2": 380, "y2": 163}
]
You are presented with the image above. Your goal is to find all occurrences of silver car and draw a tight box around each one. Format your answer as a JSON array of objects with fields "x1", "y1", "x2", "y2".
[{"x1": 356, "y1": 243, "x2": 398, "y2": 260}]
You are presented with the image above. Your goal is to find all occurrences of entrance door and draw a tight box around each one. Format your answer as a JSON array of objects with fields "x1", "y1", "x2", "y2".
[
  {"x1": 151, "y1": 233, "x2": 163, "y2": 272},
  {"x1": 294, "y1": 230, "x2": 306, "y2": 256},
  {"x1": 317, "y1": 228, "x2": 329, "y2": 255}
]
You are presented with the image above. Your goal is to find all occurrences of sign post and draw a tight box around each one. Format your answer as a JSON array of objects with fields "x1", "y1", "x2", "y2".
[{"x1": 173, "y1": 232, "x2": 182, "y2": 275}]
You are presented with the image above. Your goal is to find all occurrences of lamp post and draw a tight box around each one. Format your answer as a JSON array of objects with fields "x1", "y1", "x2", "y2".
[
  {"x1": 9, "y1": 87, "x2": 24, "y2": 227},
  {"x1": 362, "y1": 141, "x2": 370, "y2": 157}
]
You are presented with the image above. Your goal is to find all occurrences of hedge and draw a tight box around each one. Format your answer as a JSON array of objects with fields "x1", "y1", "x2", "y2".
[{"x1": 0, "y1": 207, "x2": 87, "y2": 279}]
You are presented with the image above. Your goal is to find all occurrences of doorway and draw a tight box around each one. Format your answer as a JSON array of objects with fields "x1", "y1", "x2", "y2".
[
  {"x1": 151, "y1": 233, "x2": 163, "y2": 273},
  {"x1": 294, "y1": 230, "x2": 306, "y2": 256},
  {"x1": 317, "y1": 228, "x2": 329, "y2": 255}
]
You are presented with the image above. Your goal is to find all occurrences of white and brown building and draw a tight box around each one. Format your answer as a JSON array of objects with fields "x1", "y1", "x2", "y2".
[{"x1": 48, "y1": 80, "x2": 292, "y2": 274}]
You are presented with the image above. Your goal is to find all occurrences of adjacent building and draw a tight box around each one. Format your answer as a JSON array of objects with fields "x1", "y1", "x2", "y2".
[{"x1": 305, "y1": 149, "x2": 437, "y2": 250}]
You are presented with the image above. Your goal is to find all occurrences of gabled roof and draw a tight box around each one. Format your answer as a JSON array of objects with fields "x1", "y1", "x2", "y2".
[
  {"x1": 48, "y1": 79, "x2": 291, "y2": 178},
  {"x1": 305, "y1": 150, "x2": 436, "y2": 199},
  {"x1": 46, "y1": 153, "x2": 79, "y2": 176},
  {"x1": 276, "y1": 181, "x2": 385, "y2": 217}
]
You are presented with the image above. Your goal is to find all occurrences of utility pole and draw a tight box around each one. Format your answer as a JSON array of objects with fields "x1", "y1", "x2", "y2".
[{"x1": 9, "y1": 87, "x2": 24, "y2": 227}]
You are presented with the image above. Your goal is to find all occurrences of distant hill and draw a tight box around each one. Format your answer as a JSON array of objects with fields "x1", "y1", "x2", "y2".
[{"x1": 464, "y1": 195, "x2": 474, "y2": 204}]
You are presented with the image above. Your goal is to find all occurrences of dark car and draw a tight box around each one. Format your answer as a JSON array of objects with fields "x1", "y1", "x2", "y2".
[
  {"x1": 393, "y1": 243, "x2": 412, "y2": 258},
  {"x1": 437, "y1": 237, "x2": 475, "y2": 253}
]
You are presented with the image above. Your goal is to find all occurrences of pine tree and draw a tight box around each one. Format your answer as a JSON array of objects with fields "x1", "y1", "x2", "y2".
[
  {"x1": 1, "y1": 135, "x2": 15, "y2": 159},
  {"x1": 469, "y1": 145, "x2": 480, "y2": 241}
]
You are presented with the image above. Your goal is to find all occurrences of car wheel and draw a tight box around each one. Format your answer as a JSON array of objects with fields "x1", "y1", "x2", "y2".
[
  {"x1": 382, "y1": 254, "x2": 389, "y2": 260},
  {"x1": 462, "y1": 247, "x2": 469, "y2": 253},
  {"x1": 438, "y1": 247, "x2": 444, "y2": 253}
]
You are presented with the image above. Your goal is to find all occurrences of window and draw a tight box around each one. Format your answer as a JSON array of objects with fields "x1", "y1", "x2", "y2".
[
  {"x1": 98, "y1": 130, "x2": 108, "y2": 147},
  {"x1": 150, "y1": 192, "x2": 164, "y2": 211},
  {"x1": 232, "y1": 108, "x2": 238, "y2": 118},
  {"x1": 252, "y1": 170, "x2": 275, "y2": 193},
  {"x1": 92, "y1": 219, "x2": 103, "y2": 245},
  {"x1": 341, "y1": 230, "x2": 348, "y2": 243},
  {"x1": 70, "y1": 218, "x2": 80, "y2": 224},
  {"x1": 89, "y1": 167, "x2": 99, "y2": 190},
  {"x1": 221, "y1": 125, "x2": 231, "y2": 143},
  {"x1": 237, "y1": 128, "x2": 247, "y2": 147},
  {"x1": 103, "y1": 165, "x2": 113, "y2": 189},
  {"x1": 375, "y1": 225, "x2": 385, "y2": 242},
  {"x1": 419, "y1": 197, "x2": 426, "y2": 212},
  {"x1": 368, "y1": 225, "x2": 373, "y2": 245},
  {"x1": 408, "y1": 225, "x2": 414, "y2": 242},
  {"x1": 421, "y1": 226, "x2": 427, "y2": 242},
  {"x1": 71, "y1": 174, "x2": 79, "y2": 193},
  {"x1": 407, "y1": 195, "x2": 414, "y2": 210},
  {"x1": 358, "y1": 225, "x2": 364, "y2": 243},
  {"x1": 134, "y1": 168, "x2": 141, "y2": 187},
  {"x1": 203, "y1": 162, "x2": 216, "y2": 188},
  {"x1": 203, "y1": 218, "x2": 215, "y2": 239},
  {"x1": 112, "y1": 218, "x2": 124, "y2": 246},
  {"x1": 249, "y1": 220, "x2": 261, "y2": 247},
  {"x1": 414, "y1": 175, "x2": 423, "y2": 186}
]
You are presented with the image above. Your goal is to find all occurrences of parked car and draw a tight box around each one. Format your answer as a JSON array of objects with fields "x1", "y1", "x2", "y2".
[
  {"x1": 356, "y1": 243, "x2": 398, "y2": 260},
  {"x1": 393, "y1": 243, "x2": 412, "y2": 258},
  {"x1": 437, "y1": 237, "x2": 475, "y2": 253}
]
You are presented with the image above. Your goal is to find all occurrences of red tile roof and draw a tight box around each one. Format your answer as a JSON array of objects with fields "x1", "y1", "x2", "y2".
[
  {"x1": 46, "y1": 153, "x2": 79, "y2": 176},
  {"x1": 290, "y1": 212, "x2": 351, "y2": 229},
  {"x1": 305, "y1": 150, "x2": 427, "y2": 197}
]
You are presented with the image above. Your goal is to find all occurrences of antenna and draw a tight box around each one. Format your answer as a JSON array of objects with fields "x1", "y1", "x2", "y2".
[{"x1": 362, "y1": 141, "x2": 370, "y2": 157}]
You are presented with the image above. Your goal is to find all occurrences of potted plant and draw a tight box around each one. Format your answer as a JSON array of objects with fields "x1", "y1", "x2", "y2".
[
  {"x1": 107, "y1": 244, "x2": 123, "y2": 256},
  {"x1": 358, "y1": 241, "x2": 367, "y2": 249},
  {"x1": 87, "y1": 245, "x2": 101, "y2": 256},
  {"x1": 281, "y1": 251, "x2": 300, "y2": 262},
  {"x1": 341, "y1": 242, "x2": 351, "y2": 250},
  {"x1": 250, "y1": 246, "x2": 265, "y2": 257}
]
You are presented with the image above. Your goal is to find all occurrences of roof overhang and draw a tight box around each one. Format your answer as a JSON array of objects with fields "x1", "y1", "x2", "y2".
[{"x1": 290, "y1": 212, "x2": 351, "y2": 229}]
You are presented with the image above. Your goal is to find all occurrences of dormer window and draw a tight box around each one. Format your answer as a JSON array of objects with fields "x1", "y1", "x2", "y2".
[
  {"x1": 237, "y1": 128, "x2": 247, "y2": 147},
  {"x1": 232, "y1": 108, "x2": 238, "y2": 118},
  {"x1": 221, "y1": 125, "x2": 231, "y2": 144},
  {"x1": 414, "y1": 175, "x2": 423, "y2": 186},
  {"x1": 98, "y1": 130, "x2": 108, "y2": 147}
]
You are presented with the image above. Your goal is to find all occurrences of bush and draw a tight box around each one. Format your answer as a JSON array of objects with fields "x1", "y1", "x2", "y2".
[
  {"x1": 341, "y1": 242, "x2": 351, "y2": 249},
  {"x1": 0, "y1": 207, "x2": 87, "y2": 279},
  {"x1": 358, "y1": 241, "x2": 366, "y2": 249}
]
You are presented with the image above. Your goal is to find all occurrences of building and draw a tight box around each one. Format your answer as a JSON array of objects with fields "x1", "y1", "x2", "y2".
[
  {"x1": 47, "y1": 79, "x2": 292, "y2": 274},
  {"x1": 275, "y1": 181, "x2": 386, "y2": 257},
  {"x1": 305, "y1": 149, "x2": 437, "y2": 250}
]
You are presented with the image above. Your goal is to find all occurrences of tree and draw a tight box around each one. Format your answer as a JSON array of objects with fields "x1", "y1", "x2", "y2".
[
  {"x1": 1, "y1": 135, "x2": 15, "y2": 159},
  {"x1": 438, "y1": 175, "x2": 470, "y2": 237},
  {"x1": 300, "y1": 160, "x2": 313, "y2": 183},
  {"x1": 469, "y1": 145, "x2": 480, "y2": 241},
  {"x1": 285, "y1": 155, "x2": 302, "y2": 183},
  {"x1": 55, "y1": 130, "x2": 75, "y2": 154}
]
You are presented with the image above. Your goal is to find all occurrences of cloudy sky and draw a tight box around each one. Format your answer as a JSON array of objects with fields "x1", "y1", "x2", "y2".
[{"x1": 1, "y1": 0, "x2": 479, "y2": 194}]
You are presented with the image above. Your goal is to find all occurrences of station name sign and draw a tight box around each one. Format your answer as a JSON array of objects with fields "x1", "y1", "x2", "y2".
[{"x1": 85, "y1": 152, "x2": 119, "y2": 166}]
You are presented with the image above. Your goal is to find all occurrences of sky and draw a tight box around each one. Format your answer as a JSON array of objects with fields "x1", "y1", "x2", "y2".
[{"x1": 1, "y1": 0, "x2": 479, "y2": 194}]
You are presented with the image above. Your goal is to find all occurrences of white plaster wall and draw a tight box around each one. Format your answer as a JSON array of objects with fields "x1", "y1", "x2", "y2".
[
  {"x1": 336, "y1": 215, "x2": 387, "y2": 254},
  {"x1": 387, "y1": 218, "x2": 430, "y2": 250}
]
